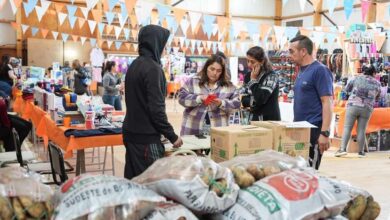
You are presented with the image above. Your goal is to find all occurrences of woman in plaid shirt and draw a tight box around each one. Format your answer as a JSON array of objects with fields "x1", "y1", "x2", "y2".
[{"x1": 179, "y1": 55, "x2": 240, "y2": 136}]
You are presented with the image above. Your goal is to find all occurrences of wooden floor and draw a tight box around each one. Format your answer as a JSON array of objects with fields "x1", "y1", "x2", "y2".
[{"x1": 26, "y1": 98, "x2": 390, "y2": 220}]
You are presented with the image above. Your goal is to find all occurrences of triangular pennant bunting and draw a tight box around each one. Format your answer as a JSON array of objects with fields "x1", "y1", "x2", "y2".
[
  {"x1": 31, "y1": 27, "x2": 39, "y2": 36},
  {"x1": 361, "y1": 0, "x2": 370, "y2": 22},
  {"x1": 135, "y1": 1, "x2": 155, "y2": 25},
  {"x1": 21, "y1": 24, "x2": 29, "y2": 34},
  {"x1": 107, "y1": 40, "x2": 113, "y2": 48},
  {"x1": 156, "y1": 3, "x2": 171, "y2": 23},
  {"x1": 180, "y1": 18, "x2": 190, "y2": 36},
  {"x1": 120, "y1": 2, "x2": 128, "y2": 18},
  {"x1": 343, "y1": 0, "x2": 355, "y2": 20},
  {"x1": 71, "y1": 35, "x2": 78, "y2": 42},
  {"x1": 105, "y1": 11, "x2": 115, "y2": 25},
  {"x1": 68, "y1": 16, "x2": 77, "y2": 29},
  {"x1": 88, "y1": 20, "x2": 97, "y2": 34},
  {"x1": 124, "y1": 28, "x2": 130, "y2": 40},
  {"x1": 216, "y1": 16, "x2": 228, "y2": 33},
  {"x1": 90, "y1": 38, "x2": 96, "y2": 47},
  {"x1": 108, "y1": 0, "x2": 120, "y2": 11},
  {"x1": 9, "y1": 0, "x2": 22, "y2": 15},
  {"x1": 86, "y1": 0, "x2": 99, "y2": 10},
  {"x1": 51, "y1": 31, "x2": 58, "y2": 39},
  {"x1": 98, "y1": 23, "x2": 105, "y2": 35},
  {"x1": 80, "y1": 7, "x2": 89, "y2": 19},
  {"x1": 61, "y1": 33, "x2": 69, "y2": 42},
  {"x1": 66, "y1": 4, "x2": 77, "y2": 17},
  {"x1": 78, "y1": 18, "x2": 86, "y2": 28},
  {"x1": 92, "y1": 9, "x2": 102, "y2": 22},
  {"x1": 118, "y1": 13, "x2": 128, "y2": 28},
  {"x1": 125, "y1": 43, "x2": 131, "y2": 50},
  {"x1": 58, "y1": 12, "x2": 67, "y2": 26},
  {"x1": 203, "y1": 14, "x2": 216, "y2": 39},
  {"x1": 106, "y1": 25, "x2": 114, "y2": 34},
  {"x1": 246, "y1": 21, "x2": 259, "y2": 37},
  {"x1": 23, "y1": 0, "x2": 38, "y2": 17},
  {"x1": 114, "y1": 26, "x2": 122, "y2": 39},
  {"x1": 54, "y1": 2, "x2": 64, "y2": 12},
  {"x1": 80, "y1": 37, "x2": 87, "y2": 45},
  {"x1": 41, "y1": 29, "x2": 49, "y2": 38},
  {"x1": 285, "y1": 27, "x2": 299, "y2": 40},
  {"x1": 166, "y1": 16, "x2": 178, "y2": 33},
  {"x1": 273, "y1": 26, "x2": 286, "y2": 48},
  {"x1": 115, "y1": 41, "x2": 122, "y2": 50},
  {"x1": 326, "y1": 0, "x2": 337, "y2": 16},
  {"x1": 124, "y1": 0, "x2": 137, "y2": 16},
  {"x1": 326, "y1": 33, "x2": 337, "y2": 43},
  {"x1": 173, "y1": 8, "x2": 186, "y2": 23},
  {"x1": 188, "y1": 12, "x2": 202, "y2": 33}
]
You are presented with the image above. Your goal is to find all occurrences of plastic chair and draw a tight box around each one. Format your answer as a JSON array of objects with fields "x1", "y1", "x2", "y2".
[
  {"x1": 0, "y1": 128, "x2": 35, "y2": 167},
  {"x1": 48, "y1": 142, "x2": 73, "y2": 185}
]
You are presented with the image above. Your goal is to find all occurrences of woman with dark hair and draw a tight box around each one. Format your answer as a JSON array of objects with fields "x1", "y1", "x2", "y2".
[
  {"x1": 0, "y1": 55, "x2": 18, "y2": 87},
  {"x1": 102, "y1": 61, "x2": 122, "y2": 110},
  {"x1": 72, "y1": 59, "x2": 89, "y2": 95},
  {"x1": 178, "y1": 55, "x2": 240, "y2": 135},
  {"x1": 241, "y1": 46, "x2": 280, "y2": 121},
  {"x1": 335, "y1": 64, "x2": 381, "y2": 158}
]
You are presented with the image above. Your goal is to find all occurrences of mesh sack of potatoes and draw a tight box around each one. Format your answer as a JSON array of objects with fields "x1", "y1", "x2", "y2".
[
  {"x1": 132, "y1": 156, "x2": 239, "y2": 214},
  {"x1": 52, "y1": 174, "x2": 166, "y2": 220},
  {"x1": 143, "y1": 202, "x2": 199, "y2": 220},
  {"x1": 0, "y1": 167, "x2": 54, "y2": 220},
  {"x1": 219, "y1": 150, "x2": 307, "y2": 188},
  {"x1": 211, "y1": 168, "x2": 380, "y2": 220}
]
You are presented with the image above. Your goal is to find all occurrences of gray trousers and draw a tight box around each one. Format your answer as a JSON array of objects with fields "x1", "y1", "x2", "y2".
[{"x1": 341, "y1": 105, "x2": 373, "y2": 152}]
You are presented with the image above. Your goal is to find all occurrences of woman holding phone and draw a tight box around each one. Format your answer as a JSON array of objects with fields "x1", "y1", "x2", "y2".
[
  {"x1": 241, "y1": 46, "x2": 281, "y2": 121},
  {"x1": 178, "y1": 54, "x2": 240, "y2": 136}
]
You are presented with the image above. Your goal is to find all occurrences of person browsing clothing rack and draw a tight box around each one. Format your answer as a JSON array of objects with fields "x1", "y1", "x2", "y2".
[{"x1": 102, "y1": 61, "x2": 123, "y2": 110}]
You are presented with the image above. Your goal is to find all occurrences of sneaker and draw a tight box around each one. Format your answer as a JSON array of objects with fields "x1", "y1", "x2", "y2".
[
  {"x1": 358, "y1": 152, "x2": 367, "y2": 158},
  {"x1": 334, "y1": 150, "x2": 347, "y2": 157}
]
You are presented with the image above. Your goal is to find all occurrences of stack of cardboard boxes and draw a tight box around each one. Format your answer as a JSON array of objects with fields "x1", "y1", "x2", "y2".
[{"x1": 211, "y1": 121, "x2": 315, "y2": 162}]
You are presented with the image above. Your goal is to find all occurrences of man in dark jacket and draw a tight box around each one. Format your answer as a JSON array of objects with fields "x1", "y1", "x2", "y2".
[{"x1": 122, "y1": 25, "x2": 183, "y2": 179}]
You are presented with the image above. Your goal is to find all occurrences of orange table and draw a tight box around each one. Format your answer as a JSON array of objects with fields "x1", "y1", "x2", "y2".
[{"x1": 334, "y1": 107, "x2": 390, "y2": 136}]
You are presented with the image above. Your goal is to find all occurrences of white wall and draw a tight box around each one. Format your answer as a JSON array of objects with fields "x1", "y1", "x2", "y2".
[
  {"x1": 173, "y1": 0, "x2": 225, "y2": 15},
  {"x1": 0, "y1": 0, "x2": 16, "y2": 46},
  {"x1": 230, "y1": 0, "x2": 274, "y2": 17},
  {"x1": 282, "y1": 0, "x2": 313, "y2": 17}
]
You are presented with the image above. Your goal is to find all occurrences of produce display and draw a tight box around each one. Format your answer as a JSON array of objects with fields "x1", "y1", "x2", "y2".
[
  {"x1": 144, "y1": 202, "x2": 199, "y2": 220},
  {"x1": 53, "y1": 174, "x2": 166, "y2": 220},
  {"x1": 0, "y1": 167, "x2": 54, "y2": 220},
  {"x1": 132, "y1": 156, "x2": 239, "y2": 214}
]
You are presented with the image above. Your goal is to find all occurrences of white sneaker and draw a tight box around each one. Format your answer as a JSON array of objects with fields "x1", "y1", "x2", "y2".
[{"x1": 335, "y1": 150, "x2": 347, "y2": 157}]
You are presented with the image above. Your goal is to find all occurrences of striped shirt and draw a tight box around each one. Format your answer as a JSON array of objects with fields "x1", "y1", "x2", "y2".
[{"x1": 179, "y1": 76, "x2": 240, "y2": 136}]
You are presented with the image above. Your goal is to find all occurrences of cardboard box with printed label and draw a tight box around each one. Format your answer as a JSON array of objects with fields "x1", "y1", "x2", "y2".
[
  {"x1": 250, "y1": 121, "x2": 316, "y2": 160},
  {"x1": 210, "y1": 125, "x2": 273, "y2": 162}
]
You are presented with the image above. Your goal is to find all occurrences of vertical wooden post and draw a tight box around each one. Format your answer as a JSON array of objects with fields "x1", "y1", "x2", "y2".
[
  {"x1": 97, "y1": 0, "x2": 102, "y2": 45},
  {"x1": 275, "y1": 0, "x2": 282, "y2": 26},
  {"x1": 313, "y1": 0, "x2": 323, "y2": 26},
  {"x1": 16, "y1": 8, "x2": 22, "y2": 57}
]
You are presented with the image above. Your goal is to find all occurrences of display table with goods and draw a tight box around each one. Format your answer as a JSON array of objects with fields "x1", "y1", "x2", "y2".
[{"x1": 0, "y1": 150, "x2": 381, "y2": 220}]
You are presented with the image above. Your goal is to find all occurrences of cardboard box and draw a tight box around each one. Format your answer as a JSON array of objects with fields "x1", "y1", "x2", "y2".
[
  {"x1": 250, "y1": 121, "x2": 315, "y2": 160},
  {"x1": 210, "y1": 125, "x2": 273, "y2": 162}
]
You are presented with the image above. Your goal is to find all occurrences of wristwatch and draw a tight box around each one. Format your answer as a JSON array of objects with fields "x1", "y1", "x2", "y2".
[{"x1": 320, "y1": 130, "x2": 330, "y2": 138}]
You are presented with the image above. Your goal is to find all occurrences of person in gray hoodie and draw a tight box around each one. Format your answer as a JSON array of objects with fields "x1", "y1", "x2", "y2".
[{"x1": 102, "y1": 61, "x2": 122, "y2": 110}]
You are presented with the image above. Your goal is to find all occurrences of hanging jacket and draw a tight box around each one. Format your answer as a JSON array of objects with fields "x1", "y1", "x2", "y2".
[
  {"x1": 122, "y1": 25, "x2": 178, "y2": 144},
  {"x1": 244, "y1": 70, "x2": 281, "y2": 121}
]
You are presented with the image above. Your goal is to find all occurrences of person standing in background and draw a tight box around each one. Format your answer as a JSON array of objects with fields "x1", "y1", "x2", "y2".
[
  {"x1": 72, "y1": 59, "x2": 89, "y2": 95},
  {"x1": 335, "y1": 65, "x2": 381, "y2": 157},
  {"x1": 102, "y1": 61, "x2": 123, "y2": 110},
  {"x1": 0, "y1": 56, "x2": 18, "y2": 87},
  {"x1": 289, "y1": 35, "x2": 333, "y2": 170},
  {"x1": 122, "y1": 25, "x2": 182, "y2": 180}
]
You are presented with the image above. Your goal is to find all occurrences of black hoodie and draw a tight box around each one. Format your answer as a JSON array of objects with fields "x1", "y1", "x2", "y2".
[{"x1": 122, "y1": 25, "x2": 178, "y2": 144}]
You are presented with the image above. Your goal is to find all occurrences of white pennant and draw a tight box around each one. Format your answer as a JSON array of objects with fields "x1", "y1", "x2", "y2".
[
  {"x1": 273, "y1": 26, "x2": 286, "y2": 48},
  {"x1": 188, "y1": 12, "x2": 202, "y2": 33},
  {"x1": 231, "y1": 42, "x2": 236, "y2": 53},
  {"x1": 114, "y1": 26, "x2": 122, "y2": 39},
  {"x1": 135, "y1": 1, "x2": 155, "y2": 25},
  {"x1": 41, "y1": 0, "x2": 51, "y2": 11},
  {"x1": 35, "y1": 6, "x2": 46, "y2": 22},
  {"x1": 218, "y1": 30, "x2": 226, "y2": 41},
  {"x1": 52, "y1": 31, "x2": 59, "y2": 40},
  {"x1": 107, "y1": 40, "x2": 113, "y2": 48},
  {"x1": 212, "y1": 24, "x2": 218, "y2": 36},
  {"x1": 21, "y1": 25, "x2": 29, "y2": 34},
  {"x1": 198, "y1": 47, "x2": 204, "y2": 55},
  {"x1": 179, "y1": 37, "x2": 185, "y2": 47},
  {"x1": 58, "y1": 12, "x2": 67, "y2": 26},
  {"x1": 80, "y1": 7, "x2": 89, "y2": 19},
  {"x1": 80, "y1": 37, "x2": 87, "y2": 45},
  {"x1": 206, "y1": 41, "x2": 212, "y2": 50},
  {"x1": 217, "y1": 42, "x2": 223, "y2": 51},
  {"x1": 86, "y1": 0, "x2": 99, "y2": 10},
  {"x1": 133, "y1": 44, "x2": 138, "y2": 51},
  {"x1": 9, "y1": 0, "x2": 17, "y2": 15},
  {"x1": 180, "y1": 18, "x2": 190, "y2": 35},
  {"x1": 231, "y1": 20, "x2": 245, "y2": 39},
  {"x1": 88, "y1": 20, "x2": 97, "y2": 34},
  {"x1": 118, "y1": 13, "x2": 128, "y2": 28},
  {"x1": 299, "y1": 0, "x2": 306, "y2": 12}
]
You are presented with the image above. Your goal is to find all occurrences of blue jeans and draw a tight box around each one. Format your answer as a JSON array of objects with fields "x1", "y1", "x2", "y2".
[
  {"x1": 102, "y1": 95, "x2": 122, "y2": 110},
  {"x1": 340, "y1": 105, "x2": 373, "y2": 152}
]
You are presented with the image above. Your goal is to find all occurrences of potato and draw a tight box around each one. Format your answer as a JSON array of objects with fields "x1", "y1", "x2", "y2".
[
  {"x1": 19, "y1": 196, "x2": 47, "y2": 218},
  {"x1": 0, "y1": 196, "x2": 14, "y2": 220},
  {"x1": 246, "y1": 164, "x2": 265, "y2": 181},
  {"x1": 12, "y1": 197, "x2": 26, "y2": 220},
  {"x1": 45, "y1": 201, "x2": 54, "y2": 217},
  {"x1": 211, "y1": 178, "x2": 228, "y2": 197},
  {"x1": 231, "y1": 167, "x2": 255, "y2": 188},
  {"x1": 285, "y1": 149, "x2": 297, "y2": 157},
  {"x1": 263, "y1": 166, "x2": 281, "y2": 177},
  {"x1": 201, "y1": 167, "x2": 214, "y2": 186},
  {"x1": 360, "y1": 196, "x2": 381, "y2": 220},
  {"x1": 344, "y1": 195, "x2": 367, "y2": 220}
]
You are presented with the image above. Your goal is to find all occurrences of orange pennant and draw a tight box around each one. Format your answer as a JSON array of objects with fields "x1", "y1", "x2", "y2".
[
  {"x1": 299, "y1": 28, "x2": 311, "y2": 37},
  {"x1": 260, "y1": 24, "x2": 271, "y2": 40},
  {"x1": 54, "y1": 2, "x2": 64, "y2": 12},
  {"x1": 173, "y1": 8, "x2": 186, "y2": 23},
  {"x1": 97, "y1": 39, "x2": 103, "y2": 48},
  {"x1": 151, "y1": 10, "x2": 159, "y2": 25},
  {"x1": 161, "y1": 19, "x2": 168, "y2": 28},
  {"x1": 131, "y1": 29, "x2": 138, "y2": 39},
  {"x1": 72, "y1": 35, "x2": 79, "y2": 42},
  {"x1": 103, "y1": 0, "x2": 109, "y2": 12},
  {"x1": 10, "y1": 22, "x2": 19, "y2": 30},
  {"x1": 125, "y1": 0, "x2": 136, "y2": 16},
  {"x1": 130, "y1": 14, "x2": 137, "y2": 27},
  {"x1": 106, "y1": 25, "x2": 114, "y2": 34},
  {"x1": 216, "y1": 16, "x2": 228, "y2": 33},
  {"x1": 125, "y1": 43, "x2": 131, "y2": 50},
  {"x1": 92, "y1": 9, "x2": 102, "y2": 23},
  {"x1": 376, "y1": 3, "x2": 386, "y2": 23},
  {"x1": 375, "y1": 34, "x2": 386, "y2": 50},
  {"x1": 41, "y1": 29, "x2": 49, "y2": 38},
  {"x1": 173, "y1": 37, "x2": 179, "y2": 46},
  {"x1": 13, "y1": 0, "x2": 22, "y2": 9},
  {"x1": 78, "y1": 18, "x2": 86, "y2": 29}
]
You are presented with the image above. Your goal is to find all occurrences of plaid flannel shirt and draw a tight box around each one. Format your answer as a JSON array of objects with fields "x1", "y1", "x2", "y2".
[{"x1": 178, "y1": 76, "x2": 240, "y2": 136}]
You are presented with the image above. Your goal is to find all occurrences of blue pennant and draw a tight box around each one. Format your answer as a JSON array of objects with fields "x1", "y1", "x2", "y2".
[
  {"x1": 31, "y1": 27, "x2": 39, "y2": 36},
  {"x1": 285, "y1": 27, "x2": 298, "y2": 40},
  {"x1": 166, "y1": 16, "x2": 178, "y2": 33},
  {"x1": 141, "y1": 17, "x2": 151, "y2": 27},
  {"x1": 62, "y1": 33, "x2": 69, "y2": 42},
  {"x1": 120, "y1": 2, "x2": 128, "y2": 19},
  {"x1": 156, "y1": 4, "x2": 171, "y2": 23},
  {"x1": 115, "y1": 41, "x2": 122, "y2": 50},
  {"x1": 343, "y1": 0, "x2": 355, "y2": 20},
  {"x1": 212, "y1": 42, "x2": 217, "y2": 54},
  {"x1": 246, "y1": 21, "x2": 259, "y2": 37},
  {"x1": 66, "y1": 5, "x2": 78, "y2": 17},
  {"x1": 124, "y1": 28, "x2": 130, "y2": 40},
  {"x1": 23, "y1": 0, "x2": 38, "y2": 17},
  {"x1": 98, "y1": 23, "x2": 105, "y2": 35},
  {"x1": 108, "y1": 0, "x2": 120, "y2": 11},
  {"x1": 202, "y1": 23, "x2": 213, "y2": 39},
  {"x1": 68, "y1": 16, "x2": 77, "y2": 29},
  {"x1": 105, "y1": 12, "x2": 115, "y2": 25},
  {"x1": 185, "y1": 39, "x2": 190, "y2": 47},
  {"x1": 190, "y1": 47, "x2": 195, "y2": 55},
  {"x1": 326, "y1": 33, "x2": 337, "y2": 44},
  {"x1": 90, "y1": 38, "x2": 96, "y2": 47}
]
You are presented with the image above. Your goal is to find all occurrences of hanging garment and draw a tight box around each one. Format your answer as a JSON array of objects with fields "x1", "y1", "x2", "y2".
[
  {"x1": 92, "y1": 67, "x2": 102, "y2": 82},
  {"x1": 90, "y1": 47, "x2": 105, "y2": 67}
]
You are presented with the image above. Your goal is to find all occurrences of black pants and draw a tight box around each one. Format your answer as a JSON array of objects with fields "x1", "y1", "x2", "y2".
[
  {"x1": 124, "y1": 142, "x2": 165, "y2": 180},
  {"x1": 0, "y1": 114, "x2": 32, "y2": 152},
  {"x1": 309, "y1": 127, "x2": 323, "y2": 170}
]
